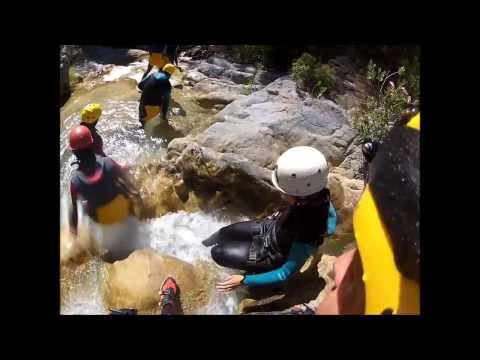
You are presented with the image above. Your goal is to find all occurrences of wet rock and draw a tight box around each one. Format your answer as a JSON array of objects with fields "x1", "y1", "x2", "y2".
[
  {"x1": 254, "y1": 69, "x2": 282, "y2": 86},
  {"x1": 338, "y1": 140, "x2": 365, "y2": 179},
  {"x1": 183, "y1": 77, "x2": 356, "y2": 168},
  {"x1": 223, "y1": 69, "x2": 255, "y2": 84},
  {"x1": 197, "y1": 62, "x2": 225, "y2": 78},
  {"x1": 191, "y1": 55, "x2": 279, "y2": 87},
  {"x1": 167, "y1": 77, "x2": 359, "y2": 214},
  {"x1": 213, "y1": 104, "x2": 226, "y2": 111},
  {"x1": 206, "y1": 56, "x2": 235, "y2": 69},
  {"x1": 131, "y1": 165, "x2": 201, "y2": 219},
  {"x1": 184, "y1": 70, "x2": 207, "y2": 83},
  {"x1": 182, "y1": 45, "x2": 213, "y2": 60},
  {"x1": 103, "y1": 249, "x2": 214, "y2": 314},
  {"x1": 127, "y1": 49, "x2": 149, "y2": 61},
  {"x1": 327, "y1": 167, "x2": 364, "y2": 236},
  {"x1": 168, "y1": 140, "x2": 282, "y2": 214},
  {"x1": 170, "y1": 79, "x2": 183, "y2": 89},
  {"x1": 192, "y1": 79, "x2": 246, "y2": 108}
]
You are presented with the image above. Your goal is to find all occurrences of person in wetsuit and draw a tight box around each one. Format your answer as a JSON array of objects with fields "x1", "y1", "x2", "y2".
[
  {"x1": 68, "y1": 125, "x2": 142, "y2": 263},
  {"x1": 138, "y1": 63, "x2": 176, "y2": 128},
  {"x1": 80, "y1": 103, "x2": 106, "y2": 157},
  {"x1": 202, "y1": 146, "x2": 337, "y2": 291}
]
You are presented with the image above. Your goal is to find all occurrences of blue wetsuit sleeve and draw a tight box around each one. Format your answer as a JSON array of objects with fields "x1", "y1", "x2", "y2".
[
  {"x1": 243, "y1": 241, "x2": 316, "y2": 287},
  {"x1": 327, "y1": 201, "x2": 337, "y2": 236}
]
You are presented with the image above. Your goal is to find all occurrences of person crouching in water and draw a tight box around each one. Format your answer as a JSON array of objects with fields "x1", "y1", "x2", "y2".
[
  {"x1": 138, "y1": 63, "x2": 176, "y2": 128},
  {"x1": 80, "y1": 103, "x2": 106, "y2": 157},
  {"x1": 68, "y1": 125, "x2": 143, "y2": 263},
  {"x1": 202, "y1": 146, "x2": 336, "y2": 292}
]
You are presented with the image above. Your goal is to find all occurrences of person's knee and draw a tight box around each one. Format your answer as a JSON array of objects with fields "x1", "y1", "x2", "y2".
[{"x1": 211, "y1": 245, "x2": 227, "y2": 265}]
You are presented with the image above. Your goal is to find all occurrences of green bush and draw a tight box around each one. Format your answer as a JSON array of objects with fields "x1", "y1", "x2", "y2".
[
  {"x1": 291, "y1": 53, "x2": 335, "y2": 97},
  {"x1": 400, "y1": 55, "x2": 420, "y2": 100},
  {"x1": 352, "y1": 60, "x2": 410, "y2": 142}
]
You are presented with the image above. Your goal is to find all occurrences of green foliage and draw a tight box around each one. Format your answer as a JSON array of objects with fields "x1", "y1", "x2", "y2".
[
  {"x1": 291, "y1": 53, "x2": 335, "y2": 97},
  {"x1": 352, "y1": 60, "x2": 410, "y2": 142},
  {"x1": 400, "y1": 55, "x2": 420, "y2": 100}
]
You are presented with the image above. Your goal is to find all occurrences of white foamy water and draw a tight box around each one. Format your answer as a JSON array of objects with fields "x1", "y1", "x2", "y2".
[
  {"x1": 102, "y1": 60, "x2": 147, "y2": 83},
  {"x1": 60, "y1": 211, "x2": 244, "y2": 315}
]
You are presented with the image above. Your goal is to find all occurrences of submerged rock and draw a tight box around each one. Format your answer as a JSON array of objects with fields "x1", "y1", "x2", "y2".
[{"x1": 103, "y1": 249, "x2": 215, "y2": 314}]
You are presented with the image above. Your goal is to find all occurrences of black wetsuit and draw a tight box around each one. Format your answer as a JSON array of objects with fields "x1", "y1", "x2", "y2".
[
  {"x1": 138, "y1": 71, "x2": 172, "y2": 125},
  {"x1": 205, "y1": 189, "x2": 331, "y2": 274}
]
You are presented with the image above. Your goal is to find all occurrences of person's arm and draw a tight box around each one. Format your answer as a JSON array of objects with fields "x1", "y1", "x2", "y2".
[
  {"x1": 69, "y1": 182, "x2": 79, "y2": 236},
  {"x1": 110, "y1": 159, "x2": 141, "y2": 199},
  {"x1": 243, "y1": 241, "x2": 317, "y2": 287},
  {"x1": 327, "y1": 201, "x2": 337, "y2": 237},
  {"x1": 140, "y1": 64, "x2": 153, "y2": 83}
]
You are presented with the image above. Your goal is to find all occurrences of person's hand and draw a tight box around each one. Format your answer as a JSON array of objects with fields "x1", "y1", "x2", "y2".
[{"x1": 216, "y1": 275, "x2": 245, "y2": 292}]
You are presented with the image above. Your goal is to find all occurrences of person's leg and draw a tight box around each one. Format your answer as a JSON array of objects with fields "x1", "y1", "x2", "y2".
[
  {"x1": 138, "y1": 103, "x2": 146, "y2": 128},
  {"x1": 208, "y1": 220, "x2": 276, "y2": 273},
  {"x1": 161, "y1": 303, "x2": 177, "y2": 315},
  {"x1": 159, "y1": 277, "x2": 181, "y2": 315}
]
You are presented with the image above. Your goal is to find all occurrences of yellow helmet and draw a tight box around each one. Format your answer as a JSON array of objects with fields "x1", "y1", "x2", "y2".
[
  {"x1": 80, "y1": 103, "x2": 102, "y2": 124},
  {"x1": 353, "y1": 113, "x2": 420, "y2": 314},
  {"x1": 162, "y1": 63, "x2": 176, "y2": 75}
]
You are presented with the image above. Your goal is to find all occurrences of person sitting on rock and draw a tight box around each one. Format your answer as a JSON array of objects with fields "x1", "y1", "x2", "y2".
[
  {"x1": 141, "y1": 46, "x2": 180, "y2": 82},
  {"x1": 109, "y1": 277, "x2": 181, "y2": 315},
  {"x1": 69, "y1": 125, "x2": 143, "y2": 263},
  {"x1": 202, "y1": 146, "x2": 337, "y2": 292},
  {"x1": 80, "y1": 103, "x2": 106, "y2": 157},
  {"x1": 138, "y1": 63, "x2": 176, "y2": 128}
]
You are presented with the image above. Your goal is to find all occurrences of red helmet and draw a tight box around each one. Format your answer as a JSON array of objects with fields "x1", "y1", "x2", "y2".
[{"x1": 69, "y1": 125, "x2": 93, "y2": 150}]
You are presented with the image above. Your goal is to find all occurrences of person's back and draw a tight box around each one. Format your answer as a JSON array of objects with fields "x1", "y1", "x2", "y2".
[
  {"x1": 68, "y1": 125, "x2": 142, "y2": 262},
  {"x1": 71, "y1": 154, "x2": 131, "y2": 225},
  {"x1": 138, "y1": 64, "x2": 176, "y2": 127},
  {"x1": 139, "y1": 71, "x2": 171, "y2": 102}
]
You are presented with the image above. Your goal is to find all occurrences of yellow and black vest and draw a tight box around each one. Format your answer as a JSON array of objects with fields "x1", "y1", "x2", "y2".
[
  {"x1": 354, "y1": 113, "x2": 420, "y2": 314},
  {"x1": 72, "y1": 156, "x2": 131, "y2": 225}
]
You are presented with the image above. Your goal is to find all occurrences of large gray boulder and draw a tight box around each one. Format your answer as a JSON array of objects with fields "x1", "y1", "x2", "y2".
[
  {"x1": 191, "y1": 79, "x2": 248, "y2": 108},
  {"x1": 167, "y1": 76, "x2": 359, "y2": 213},
  {"x1": 181, "y1": 55, "x2": 282, "y2": 110},
  {"x1": 182, "y1": 77, "x2": 357, "y2": 168}
]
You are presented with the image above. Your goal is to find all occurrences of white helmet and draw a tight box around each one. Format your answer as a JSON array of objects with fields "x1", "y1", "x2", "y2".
[{"x1": 271, "y1": 146, "x2": 328, "y2": 197}]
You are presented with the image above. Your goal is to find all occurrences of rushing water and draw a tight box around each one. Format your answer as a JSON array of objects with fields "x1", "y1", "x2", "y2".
[{"x1": 60, "y1": 61, "x2": 245, "y2": 315}]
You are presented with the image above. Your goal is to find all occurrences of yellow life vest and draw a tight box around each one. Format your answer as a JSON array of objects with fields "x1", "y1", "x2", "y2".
[{"x1": 354, "y1": 113, "x2": 420, "y2": 314}]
